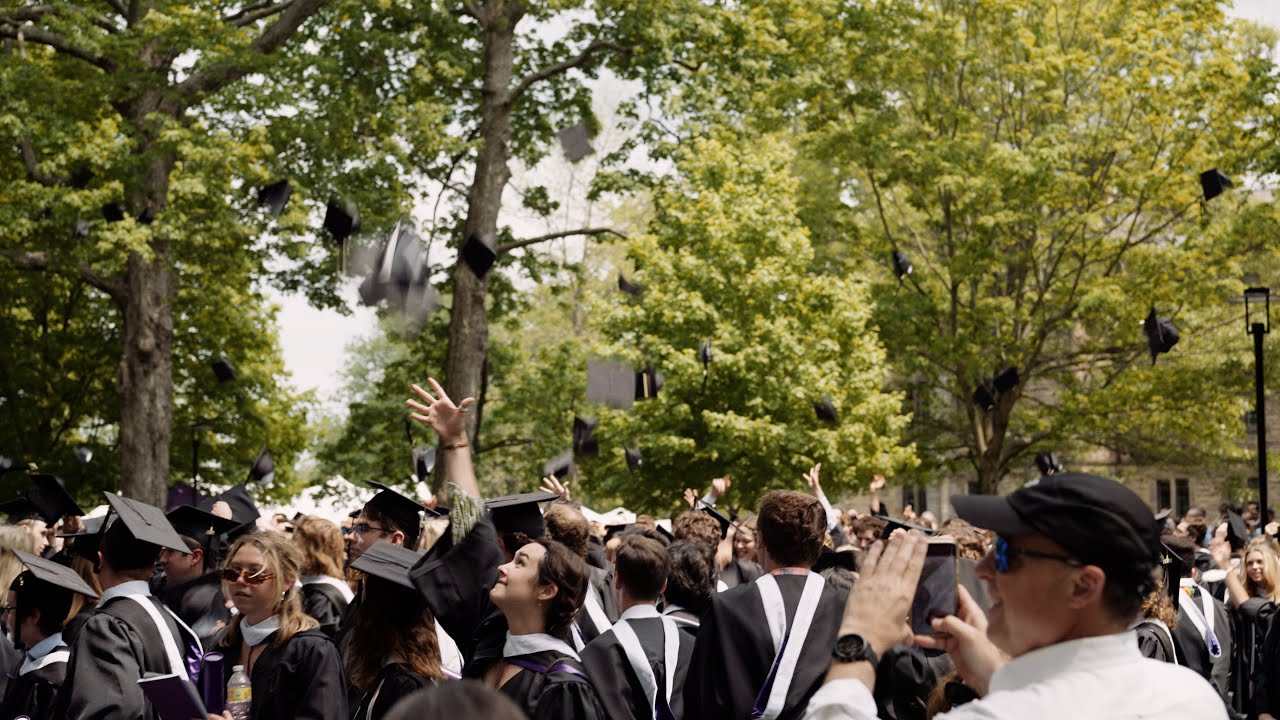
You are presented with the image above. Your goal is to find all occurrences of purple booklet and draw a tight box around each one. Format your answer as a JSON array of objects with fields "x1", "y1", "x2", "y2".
[{"x1": 137, "y1": 673, "x2": 209, "y2": 720}]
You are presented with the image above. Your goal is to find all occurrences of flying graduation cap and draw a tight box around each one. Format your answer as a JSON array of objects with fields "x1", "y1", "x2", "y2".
[
  {"x1": 1142, "y1": 307, "x2": 1179, "y2": 364},
  {"x1": 624, "y1": 446, "x2": 643, "y2": 472},
  {"x1": 618, "y1": 275, "x2": 644, "y2": 297},
  {"x1": 814, "y1": 396, "x2": 838, "y2": 424},
  {"x1": 102, "y1": 203, "x2": 126, "y2": 223},
  {"x1": 635, "y1": 366, "x2": 664, "y2": 401},
  {"x1": 256, "y1": 179, "x2": 292, "y2": 217},
  {"x1": 1034, "y1": 451, "x2": 1063, "y2": 476},
  {"x1": 892, "y1": 250, "x2": 913, "y2": 280},
  {"x1": 323, "y1": 196, "x2": 361, "y2": 242},
  {"x1": 248, "y1": 448, "x2": 275, "y2": 484},
  {"x1": 993, "y1": 367, "x2": 1020, "y2": 394},
  {"x1": 572, "y1": 416, "x2": 599, "y2": 457},
  {"x1": 211, "y1": 358, "x2": 236, "y2": 383},
  {"x1": 413, "y1": 446, "x2": 437, "y2": 483},
  {"x1": 587, "y1": 360, "x2": 635, "y2": 410},
  {"x1": 556, "y1": 123, "x2": 595, "y2": 163},
  {"x1": 543, "y1": 450, "x2": 574, "y2": 480},
  {"x1": 461, "y1": 232, "x2": 498, "y2": 279},
  {"x1": 699, "y1": 340, "x2": 713, "y2": 370},
  {"x1": 1200, "y1": 169, "x2": 1232, "y2": 202}
]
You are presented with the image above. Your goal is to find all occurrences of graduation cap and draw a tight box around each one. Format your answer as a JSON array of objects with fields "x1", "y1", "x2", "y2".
[
  {"x1": 698, "y1": 503, "x2": 732, "y2": 540},
  {"x1": 167, "y1": 505, "x2": 239, "y2": 550},
  {"x1": 1200, "y1": 169, "x2": 1232, "y2": 201},
  {"x1": 58, "y1": 515, "x2": 105, "y2": 562},
  {"x1": 74, "y1": 219, "x2": 91, "y2": 238},
  {"x1": 543, "y1": 450, "x2": 573, "y2": 480},
  {"x1": 1142, "y1": 307, "x2": 1179, "y2": 364},
  {"x1": 461, "y1": 232, "x2": 498, "y2": 279},
  {"x1": 635, "y1": 366, "x2": 664, "y2": 401},
  {"x1": 364, "y1": 480, "x2": 430, "y2": 548},
  {"x1": 618, "y1": 275, "x2": 644, "y2": 297},
  {"x1": 413, "y1": 446, "x2": 436, "y2": 483},
  {"x1": 350, "y1": 540, "x2": 422, "y2": 590},
  {"x1": 814, "y1": 396, "x2": 838, "y2": 424},
  {"x1": 248, "y1": 448, "x2": 275, "y2": 484},
  {"x1": 624, "y1": 446, "x2": 643, "y2": 473},
  {"x1": 137, "y1": 208, "x2": 156, "y2": 225},
  {"x1": 556, "y1": 123, "x2": 595, "y2": 163},
  {"x1": 972, "y1": 381, "x2": 997, "y2": 412},
  {"x1": 1226, "y1": 510, "x2": 1249, "y2": 551},
  {"x1": 102, "y1": 203, "x2": 126, "y2": 222},
  {"x1": 207, "y1": 484, "x2": 260, "y2": 528},
  {"x1": 1034, "y1": 451, "x2": 1063, "y2": 476},
  {"x1": 699, "y1": 340, "x2": 713, "y2": 369},
  {"x1": 0, "y1": 498, "x2": 45, "y2": 524},
  {"x1": 323, "y1": 196, "x2": 361, "y2": 242},
  {"x1": 104, "y1": 492, "x2": 191, "y2": 553},
  {"x1": 12, "y1": 549, "x2": 99, "y2": 598},
  {"x1": 892, "y1": 250, "x2": 912, "y2": 280},
  {"x1": 587, "y1": 359, "x2": 635, "y2": 409},
  {"x1": 256, "y1": 179, "x2": 292, "y2": 217},
  {"x1": 993, "y1": 367, "x2": 1020, "y2": 394},
  {"x1": 813, "y1": 546, "x2": 857, "y2": 573},
  {"x1": 1160, "y1": 542, "x2": 1186, "y2": 610},
  {"x1": 487, "y1": 492, "x2": 557, "y2": 539},
  {"x1": 211, "y1": 358, "x2": 236, "y2": 383},
  {"x1": 572, "y1": 416, "x2": 599, "y2": 457},
  {"x1": 27, "y1": 473, "x2": 85, "y2": 522},
  {"x1": 879, "y1": 516, "x2": 935, "y2": 539}
]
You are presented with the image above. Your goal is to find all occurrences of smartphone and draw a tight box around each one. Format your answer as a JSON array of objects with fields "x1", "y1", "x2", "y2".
[{"x1": 911, "y1": 536, "x2": 957, "y2": 635}]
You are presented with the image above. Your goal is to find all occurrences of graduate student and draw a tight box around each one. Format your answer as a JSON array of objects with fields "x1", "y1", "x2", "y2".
[
  {"x1": 582, "y1": 534, "x2": 696, "y2": 720},
  {"x1": 158, "y1": 504, "x2": 240, "y2": 647},
  {"x1": 292, "y1": 515, "x2": 353, "y2": 639},
  {"x1": 662, "y1": 539, "x2": 718, "y2": 634},
  {"x1": 213, "y1": 530, "x2": 348, "y2": 720},
  {"x1": 0, "y1": 549, "x2": 99, "y2": 720},
  {"x1": 348, "y1": 540, "x2": 446, "y2": 718},
  {"x1": 58, "y1": 493, "x2": 203, "y2": 720},
  {"x1": 684, "y1": 490, "x2": 848, "y2": 720}
]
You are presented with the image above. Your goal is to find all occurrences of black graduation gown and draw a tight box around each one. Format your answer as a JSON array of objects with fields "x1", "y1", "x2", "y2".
[
  {"x1": 0, "y1": 647, "x2": 67, "y2": 720},
  {"x1": 351, "y1": 663, "x2": 433, "y2": 720},
  {"x1": 1229, "y1": 593, "x2": 1276, "y2": 717},
  {"x1": 0, "y1": 631, "x2": 20, "y2": 702},
  {"x1": 719, "y1": 559, "x2": 764, "y2": 590},
  {"x1": 499, "y1": 649, "x2": 608, "y2": 720},
  {"x1": 684, "y1": 573, "x2": 847, "y2": 720},
  {"x1": 1172, "y1": 590, "x2": 1234, "y2": 706},
  {"x1": 60, "y1": 607, "x2": 93, "y2": 649},
  {"x1": 57, "y1": 591, "x2": 201, "y2": 720},
  {"x1": 581, "y1": 613, "x2": 696, "y2": 720},
  {"x1": 573, "y1": 568, "x2": 617, "y2": 648},
  {"x1": 302, "y1": 581, "x2": 351, "y2": 639},
  {"x1": 1134, "y1": 621, "x2": 1177, "y2": 663},
  {"x1": 218, "y1": 628, "x2": 349, "y2": 720},
  {"x1": 159, "y1": 571, "x2": 231, "y2": 649}
]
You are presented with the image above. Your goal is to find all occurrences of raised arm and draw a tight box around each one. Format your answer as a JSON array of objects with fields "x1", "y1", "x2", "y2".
[{"x1": 406, "y1": 378, "x2": 479, "y2": 499}]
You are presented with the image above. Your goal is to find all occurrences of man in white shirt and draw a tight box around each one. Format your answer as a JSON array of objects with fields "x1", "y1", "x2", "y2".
[{"x1": 805, "y1": 472, "x2": 1226, "y2": 720}]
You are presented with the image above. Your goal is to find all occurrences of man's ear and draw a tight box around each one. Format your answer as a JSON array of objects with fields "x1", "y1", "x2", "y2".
[
  {"x1": 1067, "y1": 565, "x2": 1107, "y2": 610},
  {"x1": 389, "y1": 530, "x2": 406, "y2": 548},
  {"x1": 191, "y1": 547, "x2": 204, "y2": 568}
]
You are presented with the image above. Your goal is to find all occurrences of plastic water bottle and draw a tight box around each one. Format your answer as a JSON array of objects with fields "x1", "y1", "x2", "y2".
[{"x1": 226, "y1": 664, "x2": 251, "y2": 720}]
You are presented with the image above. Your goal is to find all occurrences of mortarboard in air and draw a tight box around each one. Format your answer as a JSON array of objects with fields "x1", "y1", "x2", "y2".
[
  {"x1": 699, "y1": 340, "x2": 713, "y2": 369},
  {"x1": 413, "y1": 446, "x2": 437, "y2": 484},
  {"x1": 1142, "y1": 307, "x2": 1179, "y2": 364},
  {"x1": 27, "y1": 473, "x2": 86, "y2": 522},
  {"x1": 248, "y1": 448, "x2": 275, "y2": 484},
  {"x1": 363, "y1": 480, "x2": 431, "y2": 547},
  {"x1": 1200, "y1": 169, "x2": 1232, "y2": 201},
  {"x1": 167, "y1": 505, "x2": 240, "y2": 550},
  {"x1": 635, "y1": 366, "x2": 664, "y2": 401},
  {"x1": 1034, "y1": 451, "x2": 1063, "y2": 476},
  {"x1": 972, "y1": 381, "x2": 997, "y2": 412},
  {"x1": 104, "y1": 492, "x2": 192, "y2": 553},
  {"x1": 624, "y1": 446, "x2": 643, "y2": 473},
  {"x1": 814, "y1": 396, "x2": 838, "y2": 424},
  {"x1": 1226, "y1": 510, "x2": 1249, "y2": 551},
  {"x1": 350, "y1": 540, "x2": 422, "y2": 589},
  {"x1": 556, "y1": 123, "x2": 595, "y2": 163},
  {"x1": 75, "y1": 219, "x2": 91, "y2": 238},
  {"x1": 323, "y1": 196, "x2": 361, "y2": 242},
  {"x1": 13, "y1": 549, "x2": 99, "y2": 598},
  {"x1": 812, "y1": 546, "x2": 857, "y2": 573},
  {"x1": 543, "y1": 450, "x2": 573, "y2": 480},
  {"x1": 487, "y1": 491, "x2": 558, "y2": 539},
  {"x1": 586, "y1": 359, "x2": 635, "y2": 410},
  {"x1": 211, "y1": 358, "x2": 236, "y2": 383},
  {"x1": 892, "y1": 250, "x2": 912, "y2": 280},
  {"x1": 257, "y1": 179, "x2": 292, "y2": 217},
  {"x1": 880, "y1": 516, "x2": 935, "y2": 539},
  {"x1": 137, "y1": 208, "x2": 155, "y2": 225},
  {"x1": 572, "y1": 416, "x2": 598, "y2": 457},
  {"x1": 993, "y1": 366, "x2": 1020, "y2": 394},
  {"x1": 618, "y1": 274, "x2": 644, "y2": 297},
  {"x1": 461, "y1": 232, "x2": 498, "y2": 279},
  {"x1": 102, "y1": 203, "x2": 126, "y2": 223}
]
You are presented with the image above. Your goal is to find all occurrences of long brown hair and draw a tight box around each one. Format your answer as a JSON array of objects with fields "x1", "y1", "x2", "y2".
[
  {"x1": 217, "y1": 532, "x2": 318, "y2": 649},
  {"x1": 532, "y1": 539, "x2": 589, "y2": 643},
  {"x1": 292, "y1": 516, "x2": 345, "y2": 579},
  {"x1": 346, "y1": 577, "x2": 443, "y2": 691}
]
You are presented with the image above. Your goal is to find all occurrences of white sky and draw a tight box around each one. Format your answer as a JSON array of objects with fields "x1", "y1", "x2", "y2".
[{"x1": 272, "y1": 2, "x2": 1280, "y2": 412}]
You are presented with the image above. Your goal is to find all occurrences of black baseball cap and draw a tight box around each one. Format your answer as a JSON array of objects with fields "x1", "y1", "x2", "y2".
[{"x1": 952, "y1": 472, "x2": 1161, "y2": 593}]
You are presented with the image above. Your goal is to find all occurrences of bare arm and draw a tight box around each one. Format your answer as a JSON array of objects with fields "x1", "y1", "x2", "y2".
[{"x1": 407, "y1": 378, "x2": 479, "y2": 498}]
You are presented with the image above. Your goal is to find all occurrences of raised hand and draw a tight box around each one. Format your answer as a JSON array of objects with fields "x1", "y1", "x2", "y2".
[
  {"x1": 914, "y1": 585, "x2": 1005, "y2": 696},
  {"x1": 710, "y1": 476, "x2": 731, "y2": 499},
  {"x1": 869, "y1": 474, "x2": 886, "y2": 493},
  {"x1": 541, "y1": 475, "x2": 572, "y2": 502},
  {"x1": 804, "y1": 463, "x2": 823, "y2": 496},
  {"x1": 406, "y1": 378, "x2": 475, "y2": 444},
  {"x1": 683, "y1": 488, "x2": 699, "y2": 508}
]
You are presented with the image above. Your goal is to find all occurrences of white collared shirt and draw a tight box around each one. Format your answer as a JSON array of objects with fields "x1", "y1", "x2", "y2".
[
  {"x1": 803, "y1": 632, "x2": 1227, "y2": 720},
  {"x1": 618, "y1": 603, "x2": 661, "y2": 622},
  {"x1": 98, "y1": 579, "x2": 152, "y2": 605},
  {"x1": 19, "y1": 632, "x2": 68, "y2": 675}
]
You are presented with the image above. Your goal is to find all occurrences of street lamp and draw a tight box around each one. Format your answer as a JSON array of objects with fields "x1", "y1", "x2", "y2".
[
  {"x1": 190, "y1": 421, "x2": 212, "y2": 500},
  {"x1": 1245, "y1": 287, "x2": 1273, "y2": 520}
]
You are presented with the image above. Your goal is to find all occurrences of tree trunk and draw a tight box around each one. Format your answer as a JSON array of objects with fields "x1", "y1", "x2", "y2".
[
  {"x1": 439, "y1": 1, "x2": 519, "y2": 488},
  {"x1": 117, "y1": 249, "x2": 174, "y2": 506}
]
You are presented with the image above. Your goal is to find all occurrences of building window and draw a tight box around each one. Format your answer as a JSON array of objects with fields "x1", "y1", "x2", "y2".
[
  {"x1": 1156, "y1": 479, "x2": 1171, "y2": 513},
  {"x1": 901, "y1": 486, "x2": 927, "y2": 513},
  {"x1": 1175, "y1": 479, "x2": 1190, "y2": 518}
]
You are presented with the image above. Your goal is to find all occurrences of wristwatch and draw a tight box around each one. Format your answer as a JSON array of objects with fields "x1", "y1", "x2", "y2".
[{"x1": 832, "y1": 632, "x2": 879, "y2": 666}]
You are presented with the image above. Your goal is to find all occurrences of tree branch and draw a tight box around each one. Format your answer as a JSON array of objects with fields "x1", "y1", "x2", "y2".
[
  {"x1": 508, "y1": 39, "x2": 626, "y2": 105},
  {"x1": 498, "y1": 227, "x2": 626, "y2": 254},
  {"x1": 0, "y1": 249, "x2": 125, "y2": 300},
  {"x1": 0, "y1": 21, "x2": 115, "y2": 71},
  {"x1": 101, "y1": 0, "x2": 128, "y2": 16},
  {"x1": 176, "y1": 0, "x2": 324, "y2": 99},
  {"x1": 229, "y1": 0, "x2": 295, "y2": 28},
  {"x1": 18, "y1": 136, "x2": 62, "y2": 186}
]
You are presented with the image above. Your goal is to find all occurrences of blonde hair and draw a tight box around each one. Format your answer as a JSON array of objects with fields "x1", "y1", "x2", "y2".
[
  {"x1": 218, "y1": 532, "x2": 318, "y2": 649},
  {"x1": 292, "y1": 516, "x2": 345, "y2": 579},
  {"x1": 1240, "y1": 538, "x2": 1280, "y2": 602},
  {"x1": 0, "y1": 526, "x2": 35, "y2": 592}
]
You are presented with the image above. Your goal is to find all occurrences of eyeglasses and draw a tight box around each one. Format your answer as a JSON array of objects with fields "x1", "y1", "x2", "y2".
[
  {"x1": 993, "y1": 535, "x2": 1082, "y2": 573},
  {"x1": 219, "y1": 567, "x2": 276, "y2": 585},
  {"x1": 350, "y1": 522, "x2": 388, "y2": 538},
  {"x1": 0, "y1": 606, "x2": 14, "y2": 616}
]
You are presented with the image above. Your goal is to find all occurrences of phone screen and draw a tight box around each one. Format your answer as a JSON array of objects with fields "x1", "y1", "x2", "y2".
[{"x1": 911, "y1": 540, "x2": 957, "y2": 635}]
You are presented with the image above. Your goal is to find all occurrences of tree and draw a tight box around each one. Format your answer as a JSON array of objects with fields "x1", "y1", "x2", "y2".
[
  {"x1": 787, "y1": 0, "x2": 1280, "y2": 492},
  {"x1": 0, "y1": 1, "x2": 331, "y2": 504}
]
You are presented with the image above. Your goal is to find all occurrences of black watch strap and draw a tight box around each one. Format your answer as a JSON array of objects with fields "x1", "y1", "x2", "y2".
[{"x1": 832, "y1": 632, "x2": 879, "y2": 666}]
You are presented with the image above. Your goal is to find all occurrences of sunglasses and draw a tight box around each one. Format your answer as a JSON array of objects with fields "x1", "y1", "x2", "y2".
[
  {"x1": 993, "y1": 535, "x2": 1081, "y2": 573},
  {"x1": 219, "y1": 567, "x2": 275, "y2": 585}
]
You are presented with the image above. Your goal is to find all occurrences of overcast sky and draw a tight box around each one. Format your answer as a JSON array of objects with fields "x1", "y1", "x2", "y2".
[{"x1": 272, "y1": 1, "x2": 1280, "y2": 413}]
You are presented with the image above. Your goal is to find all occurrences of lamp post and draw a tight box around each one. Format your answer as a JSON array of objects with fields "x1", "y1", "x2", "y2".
[
  {"x1": 1245, "y1": 287, "x2": 1272, "y2": 520},
  {"x1": 190, "y1": 422, "x2": 211, "y2": 501}
]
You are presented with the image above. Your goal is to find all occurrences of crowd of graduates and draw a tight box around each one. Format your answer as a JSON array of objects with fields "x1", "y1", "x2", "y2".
[{"x1": 0, "y1": 377, "x2": 1271, "y2": 719}]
